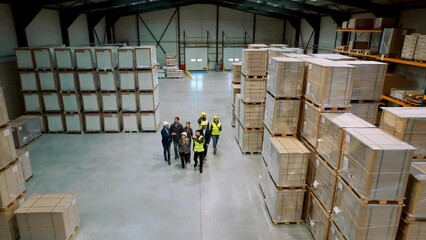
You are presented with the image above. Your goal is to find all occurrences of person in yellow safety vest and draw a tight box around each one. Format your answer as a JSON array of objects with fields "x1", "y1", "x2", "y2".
[
  {"x1": 210, "y1": 116, "x2": 222, "y2": 155},
  {"x1": 193, "y1": 130, "x2": 205, "y2": 173},
  {"x1": 198, "y1": 112, "x2": 209, "y2": 129}
]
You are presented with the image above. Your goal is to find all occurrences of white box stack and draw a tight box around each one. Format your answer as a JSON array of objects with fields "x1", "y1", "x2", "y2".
[
  {"x1": 85, "y1": 113, "x2": 102, "y2": 132},
  {"x1": 99, "y1": 71, "x2": 118, "y2": 91},
  {"x1": 57, "y1": 71, "x2": 77, "y2": 92},
  {"x1": 118, "y1": 47, "x2": 135, "y2": 69},
  {"x1": 119, "y1": 71, "x2": 137, "y2": 90},
  {"x1": 137, "y1": 67, "x2": 158, "y2": 90},
  {"x1": 61, "y1": 93, "x2": 80, "y2": 113},
  {"x1": 64, "y1": 113, "x2": 83, "y2": 133},
  {"x1": 19, "y1": 71, "x2": 38, "y2": 92},
  {"x1": 135, "y1": 46, "x2": 157, "y2": 69},
  {"x1": 45, "y1": 114, "x2": 64, "y2": 132},
  {"x1": 95, "y1": 47, "x2": 118, "y2": 70},
  {"x1": 75, "y1": 48, "x2": 96, "y2": 70},
  {"x1": 140, "y1": 111, "x2": 160, "y2": 132},
  {"x1": 33, "y1": 48, "x2": 55, "y2": 70},
  {"x1": 103, "y1": 113, "x2": 121, "y2": 132},
  {"x1": 402, "y1": 34, "x2": 420, "y2": 60},
  {"x1": 15, "y1": 48, "x2": 34, "y2": 69},
  {"x1": 54, "y1": 48, "x2": 75, "y2": 69},
  {"x1": 414, "y1": 35, "x2": 426, "y2": 61},
  {"x1": 77, "y1": 71, "x2": 99, "y2": 91},
  {"x1": 42, "y1": 92, "x2": 62, "y2": 112},
  {"x1": 122, "y1": 113, "x2": 138, "y2": 132}
]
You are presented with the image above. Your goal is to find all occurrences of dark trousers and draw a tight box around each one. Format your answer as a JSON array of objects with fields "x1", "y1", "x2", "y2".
[
  {"x1": 173, "y1": 139, "x2": 179, "y2": 158},
  {"x1": 194, "y1": 151, "x2": 204, "y2": 173},
  {"x1": 162, "y1": 142, "x2": 171, "y2": 164},
  {"x1": 179, "y1": 152, "x2": 190, "y2": 168},
  {"x1": 203, "y1": 144, "x2": 209, "y2": 159},
  {"x1": 212, "y1": 135, "x2": 220, "y2": 149}
]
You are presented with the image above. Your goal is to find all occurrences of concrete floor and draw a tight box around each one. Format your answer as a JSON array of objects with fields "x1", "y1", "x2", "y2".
[{"x1": 26, "y1": 71, "x2": 313, "y2": 240}]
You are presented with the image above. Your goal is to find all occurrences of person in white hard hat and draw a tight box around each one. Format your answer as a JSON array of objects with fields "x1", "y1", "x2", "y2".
[
  {"x1": 178, "y1": 132, "x2": 190, "y2": 169},
  {"x1": 161, "y1": 121, "x2": 172, "y2": 165},
  {"x1": 199, "y1": 121, "x2": 211, "y2": 161}
]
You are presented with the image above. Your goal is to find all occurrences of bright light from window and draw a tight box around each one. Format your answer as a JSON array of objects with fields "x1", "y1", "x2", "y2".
[
  {"x1": 234, "y1": 58, "x2": 240, "y2": 61},
  {"x1": 228, "y1": 58, "x2": 234, "y2": 62},
  {"x1": 197, "y1": 59, "x2": 202, "y2": 62},
  {"x1": 190, "y1": 59, "x2": 196, "y2": 62}
]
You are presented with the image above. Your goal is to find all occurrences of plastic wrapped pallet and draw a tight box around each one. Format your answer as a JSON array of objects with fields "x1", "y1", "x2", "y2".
[
  {"x1": 75, "y1": 48, "x2": 96, "y2": 69},
  {"x1": 15, "y1": 193, "x2": 80, "y2": 240},
  {"x1": 16, "y1": 148, "x2": 32, "y2": 181},
  {"x1": 264, "y1": 95, "x2": 300, "y2": 135},
  {"x1": 121, "y1": 92, "x2": 138, "y2": 112},
  {"x1": 235, "y1": 94, "x2": 241, "y2": 121},
  {"x1": 54, "y1": 48, "x2": 75, "y2": 69},
  {"x1": 317, "y1": 113, "x2": 375, "y2": 170},
  {"x1": 15, "y1": 48, "x2": 34, "y2": 69},
  {"x1": 349, "y1": 102, "x2": 380, "y2": 125},
  {"x1": 138, "y1": 87, "x2": 159, "y2": 112},
  {"x1": 339, "y1": 61, "x2": 387, "y2": 100},
  {"x1": 0, "y1": 126, "x2": 16, "y2": 170},
  {"x1": 0, "y1": 194, "x2": 24, "y2": 240},
  {"x1": 304, "y1": 58, "x2": 354, "y2": 107},
  {"x1": 61, "y1": 93, "x2": 80, "y2": 113},
  {"x1": 269, "y1": 137, "x2": 310, "y2": 187},
  {"x1": 389, "y1": 88, "x2": 423, "y2": 101},
  {"x1": 99, "y1": 70, "x2": 118, "y2": 91},
  {"x1": 311, "y1": 54, "x2": 357, "y2": 61},
  {"x1": 231, "y1": 63, "x2": 241, "y2": 83},
  {"x1": 248, "y1": 44, "x2": 268, "y2": 49},
  {"x1": 414, "y1": 35, "x2": 426, "y2": 61},
  {"x1": 85, "y1": 113, "x2": 102, "y2": 132},
  {"x1": 341, "y1": 128, "x2": 415, "y2": 201},
  {"x1": 101, "y1": 93, "x2": 120, "y2": 112},
  {"x1": 380, "y1": 28, "x2": 412, "y2": 56},
  {"x1": 241, "y1": 49, "x2": 268, "y2": 76},
  {"x1": 64, "y1": 113, "x2": 83, "y2": 133},
  {"x1": 238, "y1": 101, "x2": 265, "y2": 129},
  {"x1": 42, "y1": 92, "x2": 62, "y2": 112},
  {"x1": 118, "y1": 47, "x2": 135, "y2": 69},
  {"x1": 46, "y1": 114, "x2": 64, "y2": 132},
  {"x1": 122, "y1": 113, "x2": 138, "y2": 132},
  {"x1": 237, "y1": 123, "x2": 263, "y2": 153},
  {"x1": 19, "y1": 71, "x2": 38, "y2": 92},
  {"x1": 283, "y1": 53, "x2": 315, "y2": 59},
  {"x1": 33, "y1": 48, "x2": 55, "y2": 69},
  {"x1": 259, "y1": 156, "x2": 268, "y2": 198},
  {"x1": 347, "y1": 18, "x2": 374, "y2": 29},
  {"x1": 307, "y1": 192, "x2": 330, "y2": 240},
  {"x1": 81, "y1": 93, "x2": 100, "y2": 112},
  {"x1": 300, "y1": 100, "x2": 321, "y2": 148},
  {"x1": 269, "y1": 44, "x2": 288, "y2": 48},
  {"x1": 231, "y1": 84, "x2": 241, "y2": 107},
  {"x1": 0, "y1": 160, "x2": 26, "y2": 208},
  {"x1": 95, "y1": 47, "x2": 118, "y2": 70},
  {"x1": 265, "y1": 173, "x2": 305, "y2": 223},
  {"x1": 137, "y1": 68, "x2": 158, "y2": 90},
  {"x1": 135, "y1": 46, "x2": 157, "y2": 69},
  {"x1": 261, "y1": 129, "x2": 272, "y2": 166},
  {"x1": 140, "y1": 111, "x2": 160, "y2": 131},
  {"x1": 23, "y1": 93, "x2": 42, "y2": 113},
  {"x1": 380, "y1": 107, "x2": 426, "y2": 160},
  {"x1": 57, "y1": 71, "x2": 77, "y2": 92},
  {"x1": 0, "y1": 88, "x2": 8, "y2": 127},
  {"x1": 241, "y1": 78, "x2": 266, "y2": 103},
  {"x1": 332, "y1": 178, "x2": 402, "y2": 240},
  {"x1": 402, "y1": 34, "x2": 420, "y2": 60},
  {"x1": 9, "y1": 115, "x2": 43, "y2": 149},
  {"x1": 405, "y1": 162, "x2": 426, "y2": 218},
  {"x1": 397, "y1": 214, "x2": 426, "y2": 240},
  {"x1": 311, "y1": 155, "x2": 338, "y2": 212},
  {"x1": 38, "y1": 71, "x2": 58, "y2": 91},
  {"x1": 77, "y1": 71, "x2": 99, "y2": 91},
  {"x1": 328, "y1": 221, "x2": 345, "y2": 240},
  {"x1": 103, "y1": 113, "x2": 121, "y2": 132},
  {"x1": 267, "y1": 48, "x2": 286, "y2": 58},
  {"x1": 119, "y1": 71, "x2": 137, "y2": 90},
  {"x1": 267, "y1": 57, "x2": 304, "y2": 98}
]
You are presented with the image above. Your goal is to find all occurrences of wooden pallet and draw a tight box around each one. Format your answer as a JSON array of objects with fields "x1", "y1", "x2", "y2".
[
  {"x1": 265, "y1": 203, "x2": 303, "y2": 225},
  {"x1": 0, "y1": 192, "x2": 26, "y2": 212},
  {"x1": 123, "y1": 130, "x2": 139, "y2": 133},
  {"x1": 266, "y1": 91, "x2": 301, "y2": 100},
  {"x1": 350, "y1": 99, "x2": 380, "y2": 103},
  {"x1": 231, "y1": 81, "x2": 241, "y2": 84},
  {"x1": 413, "y1": 155, "x2": 426, "y2": 161},
  {"x1": 305, "y1": 98, "x2": 350, "y2": 112},
  {"x1": 264, "y1": 124, "x2": 297, "y2": 137},
  {"x1": 68, "y1": 224, "x2": 80, "y2": 240}
]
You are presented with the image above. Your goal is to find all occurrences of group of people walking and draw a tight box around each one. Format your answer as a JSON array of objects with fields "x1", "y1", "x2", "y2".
[{"x1": 160, "y1": 112, "x2": 222, "y2": 173}]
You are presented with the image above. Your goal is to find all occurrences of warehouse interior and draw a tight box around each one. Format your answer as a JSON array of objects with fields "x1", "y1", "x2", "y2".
[{"x1": 1, "y1": 0, "x2": 426, "y2": 239}]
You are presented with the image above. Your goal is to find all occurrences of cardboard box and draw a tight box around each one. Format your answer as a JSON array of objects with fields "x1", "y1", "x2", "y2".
[
  {"x1": 38, "y1": 71, "x2": 58, "y2": 91},
  {"x1": 42, "y1": 92, "x2": 62, "y2": 112},
  {"x1": 328, "y1": 220, "x2": 345, "y2": 240},
  {"x1": 33, "y1": 48, "x2": 56, "y2": 69},
  {"x1": 138, "y1": 87, "x2": 159, "y2": 112},
  {"x1": 0, "y1": 88, "x2": 9, "y2": 127},
  {"x1": 304, "y1": 58, "x2": 354, "y2": 107},
  {"x1": 231, "y1": 63, "x2": 242, "y2": 83},
  {"x1": 0, "y1": 194, "x2": 24, "y2": 240},
  {"x1": 101, "y1": 93, "x2": 120, "y2": 112},
  {"x1": 118, "y1": 47, "x2": 135, "y2": 69},
  {"x1": 261, "y1": 129, "x2": 271, "y2": 166},
  {"x1": 231, "y1": 84, "x2": 241, "y2": 107},
  {"x1": 140, "y1": 111, "x2": 160, "y2": 132},
  {"x1": 405, "y1": 162, "x2": 426, "y2": 218},
  {"x1": 0, "y1": 161, "x2": 26, "y2": 208},
  {"x1": 81, "y1": 93, "x2": 100, "y2": 112},
  {"x1": 248, "y1": 44, "x2": 268, "y2": 49},
  {"x1": 300, "y1": 100, "x2": 322, "y2": 148},
  {"x1": 380, "y1": 28, "x2": 414, "y2": 56},
  {"x1": 332, "y1": 178, "x2": 402, "y2": 240},
  {"x1": 103, "y1": 113, "x2": 121, "y2": 132},
  {"x1": 402, "y1": 34, "x2": 420, "y2": 60},
  {"x1": 349, "y1": 102, "x2": 380, "y2": 125},
  {"x1": 390, "y1": 88, "x2": 424, "y2": 101},
  {"x1": 241, "y1": 78, "x2": 266, "y2": 103},
  {"x1": 238, "y1": 100, "x2": 265, "y2": 129},
  {"x1": 95, "y1": 47, "x2": 118, "y2": 70},
  {"x1": 61, "y1": 93, "x2": 80, "y2": 113},
  {"x1": 241, "y1": 49, "x2": 268, "y2": 76},
  {"x1": 19, "y1": 72, "x2": 39, "y2": 92},
  {"x1": 64, "y1": 114, "x2": 83, "y2": 133},
  {"x1": 54, "y1": 48, "x2": 75, "y2": 70},
  {"x1": 0, "y1": 126, "x2": 16, "y2": 170},
  {"x1": 84, "y1": 113, "x2": 102, "y2": 132},
  {"x1": 15, "y1": 193, "x2": 80, "y2": 240},
  {"x1": 15, "y1": 48, "x2": 34, "y2": 69},
  {"x1": 397, "y1": 215, "x2": 426, "y2": 240},
  {"x1": 122, "y1": 113, "x2": 138, "y2": 132},
  {"x1": 349, "y1": 41, "x2": 369, "y2": 50},
  {"x1": 16, "y1": 148, "x2": 32, "y2": 181},
  {"x1": 341, "y1": 128, "x2": 415, "y2": 201},
  {"x1": 121, "y1": 92, "x2": 138, "y2": 112},
  {"x1": 135, "y1": 46, "x2": 157, "y2": 69},
  {"x1": 119, "y1": 71, "x2": 137, "y2": 90},
  {"x1": 307, "y1": 192, "x2": 330, "y2": 240},
  {"x1": 75, "y1": 48, "x2": 96, "y2": 70},
  {"x1": 380, "y1": 107, "x2": 426, "y2": 159},
  {"x1": 348, "y1": 18, "x2": 374, "y2": 29},
  {"x1": 259, "y1": 156, "x2": 268, "y2": 198},
  {"x1": 264, "y1": 95, "x2": 300, "y2": 135},
  {"x1": 414, "y1": 35, "x2": 426, "y2": 61},
  {"x1": 237, "y1": 123, "x2": 263, "y2": 153},
  {"x1": 316, "y1": 113, "x2": 375, "y2": 170},
  {"x1": 268, "y1": 137, "x2": 310, "y2": 187},
  {"x1": 311, "y1": 156, "x2": 337, "y2": 213},
  {"x1": 267, "y1": 57, "x2": 304, "y2": 98},
  {"x1": 99, "y1": 70, "x2": 118, "y2": 91},
  {"x1": 77, "y1": 71, "x2": 99, "y2": 91},
  {"x1": 267, "y1": 48, "x2": 287, "y2": 58},
  {"x1": 57, "y1": 72, "x2": 77, "y2": 92},
  {"x1": 45, "y1": 114, "x2": 65, "y2": 133},
  {"x1": 9, "y1": 115, "x2": 43, "y2": 149},
  {"x1": 137, "y1": 67, "x2": 158, "y2": 90}
]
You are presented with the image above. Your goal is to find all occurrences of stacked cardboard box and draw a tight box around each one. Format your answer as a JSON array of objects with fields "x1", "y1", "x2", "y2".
[
  {"x1": 248, "y1": 44, "x2": 268, "y2": 49},
  {"x1": 231, "y1": 63, "x2": 242, "y2": 84},
  {"x1": 401, "y1": 34, "x2": 420, "y2": 60},
  {"x1": 231, "y1": 84, "x2": 241, "y2": 127},
  {"x1": 16, "y1": 148, "x2": 32, "y2": 181},
  {"x1": 311, "y1": 54, "x2": 356, "y2": 61},
  {"x1": 15, "y1": 193, "x2": 80, "y2": 240},
  {"x1": 414, "y1": 35, "x2": 426, "y2": 61},
  {"x1": 380, "y1": 28, "x2": 414, "y2": 57},
  {"x1": 380, "y1": 107, "x2": 426, "y2": 160}
]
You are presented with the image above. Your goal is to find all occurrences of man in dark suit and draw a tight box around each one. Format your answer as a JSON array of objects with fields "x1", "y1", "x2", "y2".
[
  {"x1": 161, "y1": 121, "x2": 172, "y2": 165},
  {"x1": 199, "y1": 122, "x2": 211, "y2": 161}
]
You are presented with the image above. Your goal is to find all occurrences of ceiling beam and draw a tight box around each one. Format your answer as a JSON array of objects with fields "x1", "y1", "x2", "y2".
[
  {"x1": 320, "y1": 0, "x2": 399, "y2": 16},
  {"x1": 67, "y1": 0, "x2": 147, "y2": 13}
]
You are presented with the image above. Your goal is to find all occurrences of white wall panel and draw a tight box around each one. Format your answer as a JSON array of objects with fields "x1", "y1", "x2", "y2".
[
  {"x1": 94, "y1": 17, "x2": 106, "y2": 45},
  {"x1": 318, "y1": 16, "x2": 337, "y2": 53},
  {"x1": 399, "y1": 8, "x2": 426, "y2": 33},
  {"x1": 26, "y1": 9, "x2": 63, "y2": 46},
  {"x1": 284, "y1": 21, "x2": 296, "y2": 46},
  {"x1": 180, "y1": 4, "x2": 217, "y2": 39},
  {"x1": 115, "y1": 15, "x2": 138, "y2": 45},
  {"x1": 69, "y1": 14, "x2": 90, "y2": 46},
  {"x1": 299, "y1": 19, "x2": 313, "y2": 53},
  {"x1": 0, "y1": 4, "x2": 18, "y2": 57},
  {"x1": 219, "y1": 7, "x2": 253, "y2": 42},
  {"x1": 255, "y1": 15, "x2": 284, "y2": 44}
]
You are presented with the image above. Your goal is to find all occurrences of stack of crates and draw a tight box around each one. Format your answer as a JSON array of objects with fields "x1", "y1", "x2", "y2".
[
  {"x1": 231, "y1": 62, "x2": 241, "y2": 128},
  {"x1": 236, "y1": 49, "x2": 268, "y2": 154}
]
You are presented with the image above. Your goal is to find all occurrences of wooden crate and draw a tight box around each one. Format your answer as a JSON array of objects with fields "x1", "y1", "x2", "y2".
[
  {"x1": 84, "y1": 113, "x2": 102, "y2": 132},
  {"x1": 38, "y1": 71, "x2": 58, "y2": 91},
  {"x1": 101, "y1": 92, "x2": 120, "y2": 112},
  {"x1": 140, "y1": 110, "x2": 160, "y2": 132},
  {"x1": 0, "y1": 126, "x2": 16, "y2": 170},
  {"x1": 54, "y1": 47, "x2": 75, "y2": 69},
  {"x1": 307, "y1": 191, "x2": 331, "y2": 240},
  {"x1": 405, "y1": 162, "x2": 426, "y2": 218},
  {"x1": 311, "y1": 156, "x2": 338, "y2": 213},
  {"x1": 61, "y1": 93, "x2": 80, "y2": 113},
  {"x1": 238, "y1": 100, "x2": 265, "y2": 129},
  {"x1": 103, "y1": 113, "x2": 121, "y2": 132},
  {"x1": 304, "y1": 58, "x2": 354, "y2": 107},
  {"x1": 332, "y1": 178, "x2": 402, "y2": 240},
  {"x1": 15, "y1": 48, "x2": 34, "y2": 69},
  {"x1": 341, "y1": 128, "x2": 415, "y2": 201},
  {"x1": 264, "y1": 94, "x2": 300, "y2": 135},
  {"x1": 45, "y1": 113, "x2": 65, "y2": 132},
  {"x1": 269, "y1": 137, "x2": 310, "y2": 187},
  {"x1": 241, "y1": 49, "x2": 268, "y2": 76},
  {"x1": 23, "y1": 93, "x2": 42, "y2": 113},
  {"x1": 99, "y1": 70, "x2": 118, "y2": 91},
  {"x1": 402, "y1": 34, "x2": 420, "y2": 60},
  {"x1": 0, "y1": 194, "x2": 24, "y2": 240},
  {"x1": 237, "y1": 122, "x2": 263, "y2": 153},
  {"x1": 122, "y1": 113, "x2": 138, "y2": 132},
  {"x1": 397, "y1": 214, "x2": 426, "y2": 240},
  {"x1": 118, "y1": 47, "x2": 135, "y2": 69},
  {"x1": 77, "y1": 71, "x2": 99, "y2": 91},
  {"x1": 135, "y1": 46, "x2": 157, "y2": 69},
  {"x1": 119, "y1": 71, "x2": 137, "y2": 91},
  {"x1": 33, "y1": 47, "x2": 55, "y2": 69},
  {"x1": 95, "y1": 47, "x2": 118, "y2": 70},
  {"x1": 339, "y1": 60, "x2": 387, "y2": 101},
  {"x1": 231, "y1": 84, "x2": 241, "y2": 107},
  {"x1": 267, "y1": 57, "x2": 304, "y2": 98},
  {"x1": 81, "y1": 93, "x2": 100, "y2": 112},
  {"x1": 75, "y1": 48, "x2": 96, "y2": 70},
  {"x1": 0, "y1": 161, "x2": 25, "y2": 209},
  {"x1": 64, "y1": 113, "x2": 83, "y2": 133},
  {"x1": 121, "y1": 92, "x2": 138, "y2": 112},
  {"x1": 138, "y1": 87, "x2": 159, "y2": 112},
  {"x1": 349, "y1": 102, "x2": 380, "y2": 125},
  {"x1": 0, "y1": 89, "x2": 8, "y2": 127},
  {"x1": 19, "y1": 71, "x2": 39, "y2": 92},
  {"x1": 231, "y1": 63, "x2": 242, "y2": 83},
  {"x1": 380, "y1": 107, "x2": 426, "y2": 160},
  {"x1": 317, "y1": 113, "x2": 375, "y2": 170},
  {"x1": 241, "y1": 77, "x2": 266, "y2": 103},
  {"x1": 42, "y1": 92, "x2": 62, "y2": 112},
  {"x1": 137, "y1": 67, "x2": 158, "y2": 90},
  {"x1": 57, "y1": 71, "x2": 77, "y2": 92}
]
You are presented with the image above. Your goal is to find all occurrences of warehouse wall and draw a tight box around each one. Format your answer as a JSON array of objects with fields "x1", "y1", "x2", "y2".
[
  {"x1": 399, "y1": 8, "x2": 426, "y2": 33},
  {"x1": 284, "y1": 22, "x2": 296, "y2": 46},
  {"x1": 0, "y1": 3, "x2": 18, "y2": 57},
  {"x1": 69, "y1": 14, "x2": 90, "y2": 46},
  {"x1": 299, "y1": 19, "x2": 314, "y2": 53},
  {"x1": 115, "y1": 15, "x2": 138, "y2": 45},
  {"x1": 26, "y1": 9, "x2": 63, "y2": 47},
  {"x1": 318, "y1": 16, "x2": 337, "y2": 53},
  {"x1": 94, "y1": 17, "x2": 107, "y2": 45},
  {"x1": 218, "y1": 7, "x2": 253, "y2": 43},
  {"x1": 255, "y1": 15, "x2": 284, "y2": 44}
]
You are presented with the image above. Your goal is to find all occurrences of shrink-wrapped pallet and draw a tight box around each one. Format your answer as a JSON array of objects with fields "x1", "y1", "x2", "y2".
[
  {"x1": 85, "y1": 113, "x2": 102, "y2": 132},
  {"x1": 414, "y1": 35, "x2": 426, "y2": 61},
  {"x1": 57, "y1": 71, "x2": 77, "y2": 92},
  {"x1": 95, "y1": 47, "x2": 118, "y2": 70},
  {"x1": 311, "y1": 54, "x2": 356, "y2": 61},
  {"x1": 121, "y1": 92, "x2": 138, "y2": 112},
  {"x1": 118, "y1": 47, "x2": 135, "y2": 69},
  {"x1": 405, "y1": 162, "x2": 426, "y2": 218},
  {"x1": 264, "y1": 95, "x2": 300, "y2": 135},
  {"x1": 54, "y1": 48, "x2": 75, "y2": 69},
  {"x1": 64, "y1": 113, "x2": 83, "y2": 133},
  {"x1": 140, "y1": 110, "x2": 160, "y2": 131},
  {"x1": 103, "y1": 113, "x2": 121, "y2": 132},
  {"x1": 19, "y1": 71, "x2": 38, "y2": 92},
  {"x1": 33, "y1": 48, "x2": 55, "y2": 69},
  {"x1": 237, "y1": 123, "x2": 263, "y2": 153},
  {"x1": 349, "y1": 102, "x2": 380, "y2": 125},
  {"x1": 138, "y1": 87, "x2": 159, "y2": 112},
  {"x1": 231, "y1": 84, "x2": 241, "y2": 107},
  {"x1": 402, "y1": 34, "x2": 420, "y2": 60},
  {"x1": 307, "y1": 192, "x2": 330, "y2": 240},
  {"x1": 267, "y1": 57, "x2": 304, "y2": 98},
  {"x1": 311, "y1": 156, "x2": 338, "y2": 212},
  {"x1": 99, "y1": 70, "x2": 118, "y2": 91},
  {"x1": 231, "y1": 63, "x2": 242, "y2": 83},
  {"x1": 42, "y1": 92, "x2": 62, "y2": 112},
  {"x1": 75, "y1": 48, "x2": 96, "y2": 69},
  {"x1": 61, "y1": 93, "x2": 80, "y2": 113},
  {"x1": 241, "y1": 77, "x2": 266, "y2": 103},
  {"x1": 238, "y1": 101, "x2": 265, "y2": 129},
  {"x1": 241, "y1": 49, "x2": 268, "y2": 76},
  {"x1": 137, "y1": 68, "x2": 158, "y2": 90},
  {"x1": 101, "y1": 93, "x2": 120, "y2": 112},
  {"x1": 135, "y1": 46, "x2": 157, "y2": 69},
  {"x1": 77, "y1": 71, "x2": 99, "y2": 91},
  {"x1": 122, "y1": 113, "x2": 138, "y2": 132},
  {"x1": 45, "y1": 114, "x2": 64, "y2": 132}
]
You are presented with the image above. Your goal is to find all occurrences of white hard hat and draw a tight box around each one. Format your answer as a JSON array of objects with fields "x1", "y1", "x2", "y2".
[
  {"x1": 163, "y1": 121, "x2": 169, "y2": 126},
  {"x1": 182, "y1": 132, "x2": 187, "y2": 136}
]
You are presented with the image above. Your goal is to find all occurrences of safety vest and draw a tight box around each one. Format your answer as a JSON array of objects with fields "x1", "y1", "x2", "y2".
[
  {"x1": 211, "y1": 122, "x2": 221, "y2": 135},
  {"x1": 194, "y1": 136, "x2": 205, "y2": 152},
  {"x1": 199, "y1": 119, "x2": 209, "y2": 129}
]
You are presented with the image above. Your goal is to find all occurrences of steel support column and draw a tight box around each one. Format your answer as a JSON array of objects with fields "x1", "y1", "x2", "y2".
[
  {"x1": 59, "y1": 10, "x2": 80, "y2": 46},
  {"x1": 11, "y1": 2, "x2": 41, "y2": 47}
]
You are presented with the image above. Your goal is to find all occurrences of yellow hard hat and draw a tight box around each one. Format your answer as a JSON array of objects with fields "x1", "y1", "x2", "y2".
[
  {"x1": 214, "y1": 116, "x2": 218, "y2": 119},
  {"x1": 201, "y1": 112, "x2": 206, "y2": 116}
]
